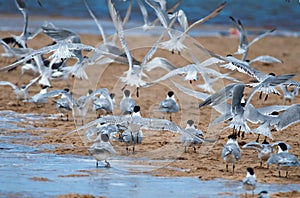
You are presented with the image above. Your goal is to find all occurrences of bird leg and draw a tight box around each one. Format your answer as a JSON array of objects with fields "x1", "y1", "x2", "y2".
[
  {"x1": 264, "y1": 94, "x2": 269, "y2": 101},
  {"x1": 233, "y1": 164, "x2": 235, "y2": 173},
  {"x1": 226, "y1": 163, "x2": 229, "y2": 172},
  {"x1": 121, "y1": 84, "x2": 127, "y2": 91},
  {"x1": 136, "y1": 87, "x2": 139, "y2": 98},
  {"x1": 259, "y1": 92, "x2": 263, "y2": 100},
  {"x1": 104, "y1": 160, "x2": 111, "y2": 168},
  {"x1": 96, "y1": 161, "x2": 99, "y2": 168},
  {"x1": 256, "y1": 134, "x2": 260, "y2": 143},
  {"x1": 169, "y1": 113, "x2": 172, "y2": 122}
]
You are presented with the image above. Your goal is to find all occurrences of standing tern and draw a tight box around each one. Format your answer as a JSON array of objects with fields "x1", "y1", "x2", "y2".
[
  {"x1": 159, "y1": 91, "x2": 179, "y2": 121},
  {"x1": 181, "y1": 120, "x2": 204, "y2": 153},
  {"x1": 88, "y1": 133, "x2": 117, "y2": 168},
  {"x1": 267, "y1": 142, "x2": 300, "y2": 177},
  {"x1": 221, "y1": 133, "x2": 241, "y2": 173},
  {"x1": 120, "y1": 89, "x2": 137, "y2": 115}
]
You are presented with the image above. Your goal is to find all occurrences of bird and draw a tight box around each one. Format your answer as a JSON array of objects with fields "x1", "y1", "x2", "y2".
[
  {"x1": 181, "y1": 120, "x2": 204, "y2": 153},
  {"x1": 242, "y1": 140, "x2": 292, "y2": 168},
  {"x1": 108, "y1": 0, "x2": 177, "y2": 97},
  {"x1": 88, "y1": 133, "x2": 117, "y2": 168},
  {"x1": 118, "y1": 127, "x2": 143, "y2": 154},
  {"x1": 221, "y1": 133, "x2": 241, "y2": 173},
  {"x1": 280, "y1": 85, "x2": 298, "y2": 104},
  {"x1": 93, "y1": 92, "x2": 115, "y2": 117},
  {"x1": 53, "y1": 88, "x2": 73, "y2": 121},
  {"x1": 159, "y1": 2, "x2": 226, "y2": 54},
  {"x1": 119, "y1": 89, "x2": 137, "y2": 115},
  {"x1": 257, "y1": 190, "x2": 270, "y2": 198},
  {"x1": 266, "y1": 142, "x2": 300, "y2": 177},
  {"x1": 0, "y1": 75, "x2": 40, "y2": 103},
  {"x1": 2, "y1": 0, "x2": 41, "y2": 49},
  {"x1": 67, "y1": 105, "x2": 204, "y2": 154},
  {"x1": 242, "y1": 167, "x2": 257, "y2": 197},
  {"x1": 159, "y1": 91, "x2": 179, "y2": 121},
  {"x1": 229, "y1": 16, "x2": 276, "y2": 61}
]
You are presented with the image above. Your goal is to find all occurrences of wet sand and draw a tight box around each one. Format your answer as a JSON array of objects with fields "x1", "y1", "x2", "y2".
[{"x1": 0, "y1": 30, "x2": 300, "y2": 197}]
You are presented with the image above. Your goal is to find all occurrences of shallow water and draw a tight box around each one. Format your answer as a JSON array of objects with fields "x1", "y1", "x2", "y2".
[
  {"x1": 1, "y1": 0, "x2": 300, "y2": 37},
  {"x1": 0, "y1": 110, "x2": 299, "y2": 197},
  {"x1": 0, "y1": 136, "x2": 299, "y2": 197}
]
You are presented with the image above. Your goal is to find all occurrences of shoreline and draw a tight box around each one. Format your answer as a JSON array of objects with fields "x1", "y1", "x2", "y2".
[{"x1": 0, "y1": 14, "x2": 300, "y2": 37}]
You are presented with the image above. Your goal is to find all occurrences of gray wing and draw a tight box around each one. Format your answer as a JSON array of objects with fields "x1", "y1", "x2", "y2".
[
  {"x1": 275, "y1": 104, "x2": 300, "y2": 131},
  {"x1": 42, "y1": 23, "x2": 78, "y2": 42},
  {"x1": 137, "y1": 0, "x2": 151, "y2": 28},
  {"x1": 145, "y1": 0, "x2": 170, "y2": 28},
  {"x1": 267, "y1": 153, "x2": 300, "y2": 166},
  {"x1": 256, "y1": 105, "x2": 290, "y2": 115},
  {"x1": 172, "y1": 81, "x2": 210, "y2": 101},
  {"x1": 141, "y1": 14, "x2": 177, "y2": 66},
  {"x1": 83, "y1": 0, "x2": 107, "y2": 44},
  {"x1": 249, "y1": 55, "x2": 283, "y2": 64},
  {"x1": 0, "y1": 81, "x2": 19, "y2": 91},
  {"x1": 248, "y1": 28, "x2": 276, "y2": 48},
  {"x1": 199, "y1": 83, "x2": 237, "y2": 108},
  {"x1": 143, "y1": 57, "x2": 176, "y2": 72},
  {"x1": 222, "y1": 143, "x2": 240, "y2": 159},
  {"x1": 242, "y1": 141, "x2": 263, "y2": 151},
  {"x1": 108, "y1": 0, "x2": 133, "y2": 70},
  {"x1": 184, "y1": 2, "x2": 226, "y2": 34}
]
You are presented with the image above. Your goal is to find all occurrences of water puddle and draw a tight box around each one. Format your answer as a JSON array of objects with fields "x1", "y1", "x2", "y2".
[
  {"x1": 0, "y1": 110, "x2": 56, "y2": 131},
  {"x1": 0, "y1": 141, "x2": 299, "y2": 197}
]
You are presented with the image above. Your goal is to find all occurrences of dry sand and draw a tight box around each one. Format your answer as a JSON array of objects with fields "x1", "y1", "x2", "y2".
[{"x1": 0, "y1": 30, "x2": 299, "y2": 197}]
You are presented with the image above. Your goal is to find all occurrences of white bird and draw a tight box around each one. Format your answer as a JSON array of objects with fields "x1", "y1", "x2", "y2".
[
  {"x1": 108, "y1": 0, "x2": 177, "y2": 97},
  {"x1": 0, "y1": 75, "x2": 40, "y2": 102},
  {"x1": 120, "y1": 89, "x2": 137, "y2": 115},
  {"x1": 159, "y1": 2, "x2": 226, "y2": 54},
  {"x1": 242, "y1": 140, "x2": 291, "y2": 168},
  {"x1": 3, "y1": 0, "x2": 41, "y2": 48},
  {"x1": 88, "y1": 133, "x2": 117, "y2": 168},
  {"x1": 280, "y1": 85, "x2": 299, "y2": 104},
  {"x1": 93, "y1": 92, "x2": 115, "y2": 117},
  {"x1": 67, "y1": 106, "x2": 204, "y2": 152},
  {"x1": 159, "y1": 91, "x2": 179, "y2": 121},
  {"x1": 229, "y1": 16, "x2": 276, "y2": 61},
  {"x1": 267, "y1": 142, "x2": 300, "y2": 177},
  {"x1": 54, "y1": 88, "x2": 73, "y2": 121},
  {"x1": 242, "y1": 167, "x2": 257, "y2": 196},
  {"x1": 181, "y1": 120, "x2": 204, "y2": 153},
  {"x1": 221, "y1": 133, "x2": 241, "y2": 173}
]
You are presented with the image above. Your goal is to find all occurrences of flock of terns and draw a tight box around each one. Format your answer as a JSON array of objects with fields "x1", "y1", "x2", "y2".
[{"x1": 0, "y1": 0, "x2": 300, "y2": 196}]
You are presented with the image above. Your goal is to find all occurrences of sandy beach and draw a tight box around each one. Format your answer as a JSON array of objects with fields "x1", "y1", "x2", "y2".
[{"x1": 0, "y1": 29, "x2": 300, "y2": 197}]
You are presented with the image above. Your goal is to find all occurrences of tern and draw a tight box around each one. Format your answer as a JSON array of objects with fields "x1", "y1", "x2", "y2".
[
  {"x1": 108, "y1": 0, "x2": 177, "y2": 97},
  {"x1": 221, "y1": 133, "x2": 241, "y2": 173},
  {"x1": 242, "y1": 167, "x2": 257, "y2": 196},
  {"x1": 120, "y1": 89, "x2": 137, "y2": 115},
  {"x1": 0, "y1": 75, "x2": 40, "y2": 103},
  {"x1": 242, "y1": 140, "x2": 291, "y2": 168},
  {"x1": 267, "y1": 142, "x2": 300, "y2": 177},
  {"x1": 159, "y1": 91, "x2": 179, "y2": 121},
  {"x1": 181, "y1": 120, "x2": 204, "y2": 153},
  {"x1": 88, "y1": 133, "x2": 117, "y2": 168}
]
